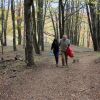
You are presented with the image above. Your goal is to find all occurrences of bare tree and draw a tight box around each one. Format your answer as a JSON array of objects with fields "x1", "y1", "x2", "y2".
[
  {"x1": 1, "y1": 0, "x2": 4, "y2": 55},
  {"x1": 24, "y1": 0, "x2": 34, "y2": 66},
  {"x1": 11, "y1": 0, "x2": 17, "y2": 51},
  {"x1": 32, "y1": 1, "x2": 40, "y2": 54},
  {"x1": 37, "y1": 0, "x2": 44, "y2": 51},
  {"x1": 86, "y1": 0, "x2": 100, "y2": 51},
  {"x1": 3, "y1": 0, "x2": 10, "y2": 46},
  {"x1": 17, "y1": 0, "x2": 22, "y2": 45}
]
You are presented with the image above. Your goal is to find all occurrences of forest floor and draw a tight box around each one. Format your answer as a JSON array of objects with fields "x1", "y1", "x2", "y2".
[{"x1": 0, "y1": 45, "x2": 100, "y2": 100}]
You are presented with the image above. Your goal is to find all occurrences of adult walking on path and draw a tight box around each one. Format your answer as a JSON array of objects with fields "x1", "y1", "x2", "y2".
[
  {"x1": 51, "y1": 39, "x2": 59, "y2": 67},
  {"x1": 60, "y1": 35, "x2": 70, "y2": 66}
]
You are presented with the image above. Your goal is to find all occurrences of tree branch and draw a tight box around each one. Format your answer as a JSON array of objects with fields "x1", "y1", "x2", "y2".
[{"x1": 64, "y1": 4, "x2": 85, "y2": 21}]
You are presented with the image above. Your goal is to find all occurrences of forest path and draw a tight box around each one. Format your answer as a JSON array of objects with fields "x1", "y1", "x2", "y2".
[{"x1": 0, "y1": 46, "x2": 100, "y2": 100}]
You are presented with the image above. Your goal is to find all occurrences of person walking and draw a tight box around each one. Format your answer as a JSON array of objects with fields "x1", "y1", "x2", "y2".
[
  {"x1": 60, "y1": 35, "x2": 70, "y2": 67},
  {"x1": 51, "y1": 39, "x2": 59, "y2": 67}
]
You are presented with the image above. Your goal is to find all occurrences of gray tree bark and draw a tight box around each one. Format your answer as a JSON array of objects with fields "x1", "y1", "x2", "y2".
[
  {"x1": 11, "y1": 0, "x2": 17, "y2": 51},
  {"x1": 24, "y1": 0, "x2": 34, "y2": 66}
]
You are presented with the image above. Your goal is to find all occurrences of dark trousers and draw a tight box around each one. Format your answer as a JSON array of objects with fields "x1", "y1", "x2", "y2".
[
  {"x1": 61, "y1": 51, "x2": 68, "y2": 66},
  {"x1": 54, "y1": 52, "x2": 59, "y2": 64}
]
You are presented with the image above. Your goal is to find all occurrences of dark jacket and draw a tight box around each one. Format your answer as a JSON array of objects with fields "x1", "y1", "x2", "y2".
[{"x1": 51, "y1": 41, "x2": 59, "y2": 54}]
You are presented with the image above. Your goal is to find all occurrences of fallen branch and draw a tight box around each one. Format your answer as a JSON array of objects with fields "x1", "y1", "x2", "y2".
[{"x1": 0, "y1": 56, "x2": 24, "y2": 63}]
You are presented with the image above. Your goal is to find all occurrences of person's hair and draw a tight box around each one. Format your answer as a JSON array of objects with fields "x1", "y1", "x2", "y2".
[
  {"x1": 63, "y1": 35, "x2": 67, "y2": 39},
  {"x1": 53, "y1": 38, "x2": 59, "y2": 45}
]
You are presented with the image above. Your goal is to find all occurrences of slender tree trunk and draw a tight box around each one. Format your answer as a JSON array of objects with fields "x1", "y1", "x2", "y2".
[
  {"x1": 97, "y1": 0, "x2": 100, "y2": 50},
  {"x1": 40, "y1": 0, "x2": 44, "y2": 51},
  {"x1": 55, "y1": 13, "x2": 59, "y2": 39},
  {"x1": 61, "y1": 1, "x2": 65, "y2": 36},
  {"x1": 49, "y1": 7, "x2": 57, "y2": 38},
  {"x1": 1, "y1": 0, "x2": 4, "y2": 55},
  {"x1": 3, "y1": 0, "x2": 10, "y2": 46},
  {"x1": 59, "y1": 0, "x2": 65, "y2": 38},
  {"x1": 86, "y1": 3, "x2": 98, "y2": 51},
  {"x1": 59, "y1": 0, "x2": 62, "y2": 38},
  {"x1": 37, "y1": 0, "x2": 41, "y2": 47},
  {"x1": 32, "y1": 1, "x2": 40, "y2": 54},
  {"x1": 90, "y1": 4, "x2": 98, "y2": 51},
  {"x1": 37, "y1": 0, "x2": 44, "y2": 51},
  {"x1": 11, "y1": 0, "x2": 16, "y2": 51},
  {"x1": 17, "y1": 0, "x2": 22, "y2": 45}
]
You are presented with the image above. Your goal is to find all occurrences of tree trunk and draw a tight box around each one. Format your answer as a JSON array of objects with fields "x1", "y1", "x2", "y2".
[
  {"x1": 55, "y1": 13, "x2": 59, "y2": 39},
  {"x1": 86, "y1": 3, "x2": 98, "y2": 51},
  {"x1": 1, "y1": 0, "x2": 4, "y2": 55},
  {"x1": 17, "y1": 0, "x2": 22, "y2": 45},
  {"x1": 32, "y1": 1, "x2": 40, "y2": 54},
  {"x1": 59, "y1": 0, "x2": 63, "y2": 38},
  {"x1": 40, "y1": 0, "x2": 44, "y2": 51},
  {"x1": 97, "y1": 0, "x2": 100, "y2": 50},
  {"x1": 11, "y1": 0, "x2": 16, "y2": 51},
  {"x1": 24, "y1": 0, "x2": 34, "y2": 66},
  {"x1": 49, "y1": 7, "x2": 57, "y2": 38},
  {"x1": 37, "y1": 0, "x2": 44, "y2": 51},
  {"x1": 3, "y1": 0, "x2": 10, "y2": 46}
]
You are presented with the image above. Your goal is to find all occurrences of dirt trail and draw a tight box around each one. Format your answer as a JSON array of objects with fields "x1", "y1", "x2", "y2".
[{"x1": 0, "y1": 46, "x2": 100, "y2": 100}]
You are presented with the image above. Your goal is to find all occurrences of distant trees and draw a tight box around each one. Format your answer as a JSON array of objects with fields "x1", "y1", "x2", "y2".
[{"x1": 48, "y1": 0, "x2": 83, "y2": 45}]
